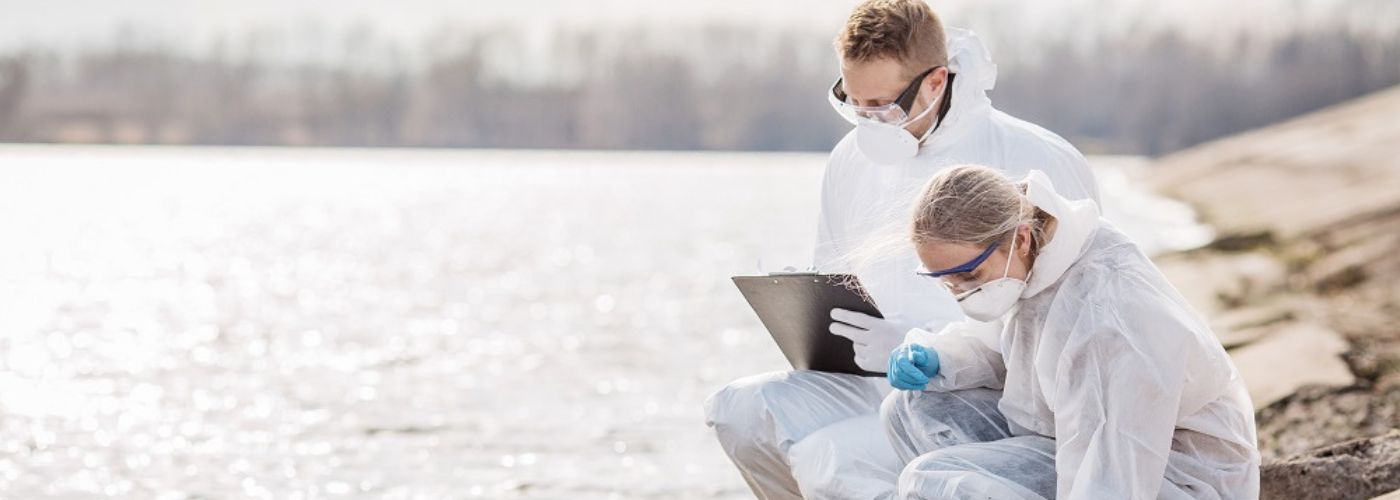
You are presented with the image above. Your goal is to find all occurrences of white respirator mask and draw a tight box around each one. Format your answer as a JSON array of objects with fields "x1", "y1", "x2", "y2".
[
  {"x1": 954, "y1": 231, "x2": 1030, "y2": 322},
  {"x1": 828, "y1": 66, "x2": 948, "y2": 165}
]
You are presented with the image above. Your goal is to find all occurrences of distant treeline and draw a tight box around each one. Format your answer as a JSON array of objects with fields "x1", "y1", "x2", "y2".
[{"x1": 0, "y1": 24, "x2": 1397, "y2": 155}]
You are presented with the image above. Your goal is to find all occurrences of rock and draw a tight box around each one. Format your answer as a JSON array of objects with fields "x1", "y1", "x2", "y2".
[
  {"x1": 1308, "y1": 233, "x2": 1400, "y2": 294},
  {"x1": 1142, "y1": 84, "x2": 1400, "y2": 489},
  {"x1": 1217, "y1": 324, "x2": 1281, "y2": 351},
  {"x1": 1253, "y1": 385, "x2": 1400, "y2": 462},
  {"x1": 1261, "y1": 430, "x2": 1400, "y2": 500},
  {"x1": 1229, "y1": 322, "x2": 1355, "y2": 410},
  {"x1": 1210, "y1": 302, "x2": 1299, "y2": 349},
  {"x1": 1148, "y1": 85, "x2": 1400, "y2": 241},
  {"x1": 1155, "y1": 250, "x2": 1287, "y2": 315},
  {"x1": 1373, "y1": 489, "x2": 1400, "y2": 500},
  {"x1": 1205, "y1": 230, "x2": 1276, "y2": 252}
]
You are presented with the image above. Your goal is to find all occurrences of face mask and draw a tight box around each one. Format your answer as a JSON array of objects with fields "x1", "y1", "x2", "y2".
[
  {"x1": 955, "y1": 231, "x2": 1029, "y2": 322},
  {"x1": 853, "y1": 90, "x2": 941, "y2": 165}
]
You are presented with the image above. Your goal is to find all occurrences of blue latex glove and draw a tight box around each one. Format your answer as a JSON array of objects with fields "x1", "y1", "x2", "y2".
[{"x1": 887, "y1": 344, "x2": 941, "y2": 391}]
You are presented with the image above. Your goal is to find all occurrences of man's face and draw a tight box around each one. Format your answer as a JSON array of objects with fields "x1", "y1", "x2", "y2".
[{"x1": 839, "y1": 57, "x2": 947, "y2": 138}]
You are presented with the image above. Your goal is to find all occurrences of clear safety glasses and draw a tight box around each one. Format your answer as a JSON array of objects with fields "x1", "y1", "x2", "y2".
[{"x1": 829, "y1": 66, "x2": 940, "y2": 125}]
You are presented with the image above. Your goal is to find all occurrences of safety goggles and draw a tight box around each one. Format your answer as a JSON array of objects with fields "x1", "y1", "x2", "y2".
[
  {"x1": 916, "y1": 241, "x2": 1000, "y2": 293},
  {"x1": 916, "y1": 241, "x2": 999, "y2": 278},
  {"x1": 829, "y1": 66, "x2": 940, "y2": 125}
]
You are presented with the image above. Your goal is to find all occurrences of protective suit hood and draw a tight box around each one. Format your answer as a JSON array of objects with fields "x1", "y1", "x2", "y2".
[
  {"x1": 1020, "y1": 170, "x2": 1102, "y2": 298},
  {"x1": 921, "y1": 28, "x2": 997, "y2": 152}
]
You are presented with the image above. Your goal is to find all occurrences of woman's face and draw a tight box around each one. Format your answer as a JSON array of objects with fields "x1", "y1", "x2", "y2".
[{"x1": 915, "y1": 225, "x2": 1034, "y2": 295}]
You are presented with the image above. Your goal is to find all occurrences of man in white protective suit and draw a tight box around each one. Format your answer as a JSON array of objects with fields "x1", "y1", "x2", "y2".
[{"x1": 704, "y1": 0, "x2": 1101, "y2": 498}]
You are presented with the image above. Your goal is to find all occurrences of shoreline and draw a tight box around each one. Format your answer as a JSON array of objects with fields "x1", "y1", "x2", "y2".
[{"x1": 1146, "y1": 85, "x2": 1400, "y2": 498}]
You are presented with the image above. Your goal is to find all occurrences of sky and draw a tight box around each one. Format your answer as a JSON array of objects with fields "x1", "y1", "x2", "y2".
[
  {"x1": 0, "y1": 0, "x2": 1393, "y2": 56},
  {"x1": 0, "y1": 0, "x2": 856, "y2": 51}
]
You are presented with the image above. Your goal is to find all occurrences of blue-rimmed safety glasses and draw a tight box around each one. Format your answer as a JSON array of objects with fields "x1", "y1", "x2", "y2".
[{"x1": 916, "y1": 241, "x2": 1000, "y2": 282}]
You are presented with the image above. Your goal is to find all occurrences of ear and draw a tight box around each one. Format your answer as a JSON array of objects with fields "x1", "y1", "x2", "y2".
[
  {"x1": 1017, "y1": 224, "x2": 1034, "y2": 256},
  {"x1": 925, "y1": 66, "x2": 949, "y2": 95}
]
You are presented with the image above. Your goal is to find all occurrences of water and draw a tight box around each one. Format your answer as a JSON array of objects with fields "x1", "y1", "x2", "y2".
[{"x1": 0, "y1": 145, "x2": 1205, "y2": 498}]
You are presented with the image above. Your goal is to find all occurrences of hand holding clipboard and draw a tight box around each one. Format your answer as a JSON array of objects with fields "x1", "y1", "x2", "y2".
[{"x1": 731, "y1": 273, "x2": 885, "y2": 377}]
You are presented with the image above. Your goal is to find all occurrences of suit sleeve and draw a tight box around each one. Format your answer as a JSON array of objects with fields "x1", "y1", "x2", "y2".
[{"x1": 905, "y1": 319, "x2": 1007, "y2": 391}]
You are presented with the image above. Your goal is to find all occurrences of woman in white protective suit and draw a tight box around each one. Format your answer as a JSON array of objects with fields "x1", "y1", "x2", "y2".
[{"x1": 880, "y1": 165, "x2": 1260, "y2": 499}]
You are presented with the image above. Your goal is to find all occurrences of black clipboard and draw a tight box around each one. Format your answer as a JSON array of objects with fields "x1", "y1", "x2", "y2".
[{"x1": 731, "y1": 273, "x2": 884, "y2": 377}]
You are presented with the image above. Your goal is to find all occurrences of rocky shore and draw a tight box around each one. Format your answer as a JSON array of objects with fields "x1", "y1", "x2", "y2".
[{"x1": 1147, "y1": 85, "x2": 1400, "y2": 499}]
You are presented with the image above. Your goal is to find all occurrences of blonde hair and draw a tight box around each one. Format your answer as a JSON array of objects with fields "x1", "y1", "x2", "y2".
[
  {"x1": 843, "y1": 165, "x2": 1053, "y2": 285},
  {"x1": 836, "y1": 0, "x2": 949, "y2": 77},
  {"x1": 911, "y1": 165, "x2": 1052, "y2": 256}
]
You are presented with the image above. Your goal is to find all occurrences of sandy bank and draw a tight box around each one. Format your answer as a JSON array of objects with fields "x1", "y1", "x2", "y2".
[{"x1": 1147, "y1": 85, "x2": 1400, "y2": 499}]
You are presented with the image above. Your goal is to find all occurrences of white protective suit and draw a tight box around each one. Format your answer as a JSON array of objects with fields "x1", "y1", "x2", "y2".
[
  {"x1": 705, "y1": 29, "x2": 1101, "y2": 499},
  {"x1": 884, "y1": 170, "x2": 1260, "y2": 499}
]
